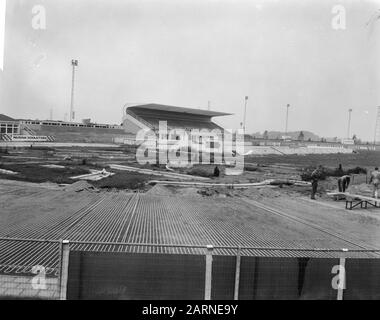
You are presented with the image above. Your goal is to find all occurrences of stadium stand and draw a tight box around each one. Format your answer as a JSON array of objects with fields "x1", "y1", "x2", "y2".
[{"x1": 124, "y1": 104, "x2": 230, "y2": 134}]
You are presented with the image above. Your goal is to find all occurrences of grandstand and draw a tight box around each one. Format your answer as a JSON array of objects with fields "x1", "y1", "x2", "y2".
[{"x1": 123, "y1": 103, "x2": 230, "y2": 136}]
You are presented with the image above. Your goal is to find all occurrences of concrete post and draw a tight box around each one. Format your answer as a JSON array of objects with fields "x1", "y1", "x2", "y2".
[
  {"x1": 59, "y1": 240, "x2": 70, "y2": 300},
  {"x1": 337, "y1": 257, "x2": 346, "y2": 301},
  {"x1": 204, "y1": 245, "x2": 213, "y2": 300},
  {"x1": 234, "y1": 247, "x2": 241, "y2": 300}
]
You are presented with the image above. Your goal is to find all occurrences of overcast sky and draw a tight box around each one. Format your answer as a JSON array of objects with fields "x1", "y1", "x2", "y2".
[{"x1": 0, "y1": 0, "x2": 379, "y2": 140}]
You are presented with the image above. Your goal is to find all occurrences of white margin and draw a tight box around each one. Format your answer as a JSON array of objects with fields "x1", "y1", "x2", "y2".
[{"x1": 0, "y1": 0, "x2": 6, "y2": 71}]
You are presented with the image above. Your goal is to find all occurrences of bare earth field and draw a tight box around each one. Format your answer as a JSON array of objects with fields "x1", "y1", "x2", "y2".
[
  {"x1": 245, "y1": 151, "x2": 380, "y2": 169},
  {"x1": 0, "y1": 147, "x2": 379, "y2": 279}
]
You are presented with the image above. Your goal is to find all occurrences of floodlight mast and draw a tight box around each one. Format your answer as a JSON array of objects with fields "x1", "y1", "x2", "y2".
[
  {"x1": 70, "y1": 59, "x2": 79, "y2": 122},
  {"x1": 243, "y1": 96, "x2": 248, "y2": 132},
  {"x1": 347, "y1": 108, "x2": 353, "y2": 139},
  {"x1": 285, "y1": 104, "x2": 290, "y2": 135}
]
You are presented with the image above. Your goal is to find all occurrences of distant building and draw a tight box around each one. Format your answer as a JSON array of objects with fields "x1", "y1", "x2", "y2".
[
  {"x1": 0, "y1": 114, "x2": 20, "y2": 137},
  {"x1": 0, "y1": 114, "x2": 125, "y2": 143}
]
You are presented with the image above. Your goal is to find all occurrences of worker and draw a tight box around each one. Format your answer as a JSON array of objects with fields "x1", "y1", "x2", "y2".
[
  {"x1": 338, "y1": 175, "x2": 351, "y2": 193},
  {"x1": 310, "y1": 165, "x2": 323, "y2": 200},
  {"x1": 336, "y1": 164, "x2": 344, "y2": 176},
  {"x1": 214, "y1": 166, "x2": 220, "y2": 177},
  {"x1": 369, "y1": 167, "x2": 380, "y2": 198}
]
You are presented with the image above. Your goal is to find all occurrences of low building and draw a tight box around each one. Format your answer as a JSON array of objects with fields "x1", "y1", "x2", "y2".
[{"x1": 0, "y1": 114, "x2": 21, "y2": 141}]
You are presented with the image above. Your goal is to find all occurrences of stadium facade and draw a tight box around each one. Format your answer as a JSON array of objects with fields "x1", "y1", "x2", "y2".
[
  {"x1": 122, "y1": 103, "x2": 231, "y2": 145},
  {"x1": 0, "y1": 104, "x2": 231, "y2": 144},
  {"x1": 0, "y1": 114, "x2": 125, "y2": 143}
]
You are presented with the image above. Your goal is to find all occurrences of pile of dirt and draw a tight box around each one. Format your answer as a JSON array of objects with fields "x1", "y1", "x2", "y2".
[
  {"x1": 148, "y1": 185, "x2": 214, "y2": 197},
  {"x1": 93, "y1": 171, "x2": 153, "y2": 190},
  {"x1": 64, "y1": 181, "x2": 98, "y2": 193},
  {"x1": 146, "y1": 184, "x2": 176, "y2": 196},
  {"x1": 197, "y1": 187, "x2": 234, "y2": 198},
  {"x1": 257, "y1": 187, "x2": 282, "y2": 198}
]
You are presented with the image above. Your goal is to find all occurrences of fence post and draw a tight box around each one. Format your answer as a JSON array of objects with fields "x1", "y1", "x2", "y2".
[
  {"x1": 57, "y1": 239, "x2": 63, "y2": 295},
  {"x1": 337, "y1": 257, "x2": 346, "y2": 301},
  {"x1": 204, "y1": 245, "x2": 213, "y2": 300},
  {"x1": 59, "y1": 240, "x2": 70, "y2": 300},
  {"x1": 234, "y1": 247, "x2": 241, "y2": 300}
]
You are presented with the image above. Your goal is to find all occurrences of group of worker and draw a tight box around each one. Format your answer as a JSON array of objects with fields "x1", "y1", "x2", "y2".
[{"x1": 310, "y1": 165, "x2": 380, "y2": 200}]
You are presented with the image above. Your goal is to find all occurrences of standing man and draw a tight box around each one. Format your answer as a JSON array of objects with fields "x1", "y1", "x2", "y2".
[
  {"x1": 369, "y1": 167, "x2": 380, "y2": 198},
  {"x1": 310, "y1": 165, "x2": 323, "y2": 200},
  {"x1": 214, "y1": 166, "x2": 220, "y2": 177},
  {"x1": 338, "y1": 175, "x2": 351, "y2": 193}
]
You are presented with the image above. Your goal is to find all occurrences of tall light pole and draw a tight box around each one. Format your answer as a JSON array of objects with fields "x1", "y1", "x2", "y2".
[
  {"x1": 70, "y1": 59, "x2": 79, "y2": 122},
  {"x1": 285, "y1": 104, "x2": 290, "y2": 135},
  {"x1": 347, "y1": 108, "x2": 353, "y2": 139},
  {"x1": 243, "y1": 96, "x2": 248, "y2": 132}
]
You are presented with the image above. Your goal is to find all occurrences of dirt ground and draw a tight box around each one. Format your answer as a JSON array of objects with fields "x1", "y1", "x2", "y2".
[
  {"x1": 1, "y1": 176, "x2": 379, "y2": 253},
  {"x1": 0, "y1": 146, "x2": 377, "y2": 195},
  {"x1": 0, "y1": 147, "x2": 379, "y2": 256},
  {"x1": 244, "y1": 151, "x2": 380, "y2": 169}
]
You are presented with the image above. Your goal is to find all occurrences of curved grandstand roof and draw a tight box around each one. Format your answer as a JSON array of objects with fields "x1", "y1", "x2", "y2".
[{"x1": 128, "y1": 103, "x2": 231, "y2": 117}]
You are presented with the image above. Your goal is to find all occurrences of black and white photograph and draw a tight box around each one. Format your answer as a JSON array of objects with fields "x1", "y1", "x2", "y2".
[{"x1": 0, "y1": 0, "x2": 380, "y2": 305}]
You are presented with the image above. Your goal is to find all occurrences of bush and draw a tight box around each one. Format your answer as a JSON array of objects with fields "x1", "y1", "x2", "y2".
[
  {"x1": 93, "y1": 172, "x2": 152, "y2": 190},
  {"x1": 244, "y1": 165, "x2": 259, "y2": 172},
  {"x1": 187, "y1": 167, "x2": 215, "y2": 178},
  {"x1": 301, "y1": 167, "x2": 327, "y2": 181},
  {"x1": 346, "y1": 166, "x2": 367, "y2": 175}
]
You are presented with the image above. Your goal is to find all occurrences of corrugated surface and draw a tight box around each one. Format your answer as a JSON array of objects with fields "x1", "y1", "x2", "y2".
[{"x1": 0, "y1": 190, "x2": 379, "y2": 275}]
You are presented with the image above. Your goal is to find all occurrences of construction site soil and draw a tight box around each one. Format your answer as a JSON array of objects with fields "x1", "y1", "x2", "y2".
[
  {"x1": 0, "y1": 174, "x2": 379, "y2": 275},
  {"x1": 0, "y1": 147, "x2": 379, "y2": 275}
]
